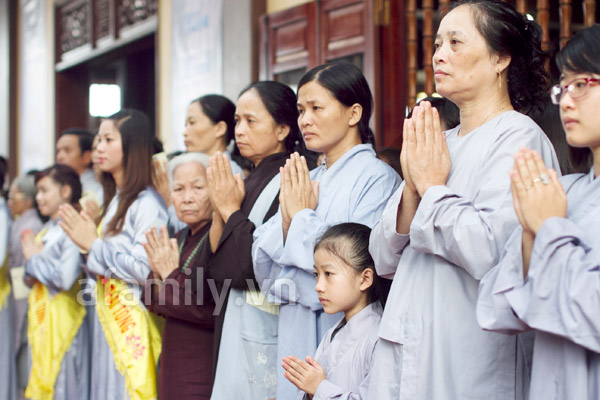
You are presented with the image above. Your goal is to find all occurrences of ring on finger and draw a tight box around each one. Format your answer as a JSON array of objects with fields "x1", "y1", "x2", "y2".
[
  {"x1": 525, "y1": 185, "x2": 532, "y2": 191},
  {"x1": 540, "y1": 172, "x2": 550, "y2": 185},
  {"x1": 532, "y1": 178, "x2": 541, "y2": 185}
]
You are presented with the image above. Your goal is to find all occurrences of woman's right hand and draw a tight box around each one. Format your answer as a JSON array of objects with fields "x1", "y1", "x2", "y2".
[
  {"x1": 403, "y1": 102, "x2": 451, "y2": 197},
  {"x1": 152, "y1": 157, "x2": 171, "y2": 207},
  {"x1": 401, "y1": 117, "x2": 419, "y2": 197},
  {"x1": 207, "y1": 152, "x2": 245, "y2": 223}
]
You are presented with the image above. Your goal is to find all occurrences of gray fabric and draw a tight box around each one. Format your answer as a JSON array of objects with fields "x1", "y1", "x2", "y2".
[
  {"x1": 1, "y1": 296, "x2": 18, "y2": 400},
  {"x1": 301, "y1": 303, "x2": 382, "y2": 400},
  {"x1": 253, "y1": 144, "x2": 400, "y2": 400},
  {"x1": 369, "y1": 112, "x2": 559, "y2": 399},
  {"x1": 211, "y1": 172, "x2": 280, "y2": 400},
  {"x1": 478, "y1": 169, "x2": 600, "y2": 399},
  {"x1": 80, "y1": 168, "x2": 104, "y2": 205}
]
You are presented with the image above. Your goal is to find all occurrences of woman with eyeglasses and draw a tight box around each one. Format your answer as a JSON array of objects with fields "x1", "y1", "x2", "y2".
[{"x1": 477, "y1": 24, "x2": 600, "y2": 399}]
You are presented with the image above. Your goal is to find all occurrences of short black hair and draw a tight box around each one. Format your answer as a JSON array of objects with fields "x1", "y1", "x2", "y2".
[{"x1": 60, "y1": 127, "x2": 94, "y2": 153}]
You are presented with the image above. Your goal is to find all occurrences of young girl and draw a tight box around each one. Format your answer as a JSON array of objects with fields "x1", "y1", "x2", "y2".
[
  {"x1": 282, "y1": 223, "x2": 389, "y2": 399},
  {"x1": 21, "y1": 164, "x2": 89, "y2": 400},
  {"x1": 477, "y1": 25, "x2": 600, "y2": 399},
  {"x1": 59, "y1": 109, "x2": 168, "y2": 400},
  {"x1": 252, "y1": 62, "x2": 400, "y2": 399}
]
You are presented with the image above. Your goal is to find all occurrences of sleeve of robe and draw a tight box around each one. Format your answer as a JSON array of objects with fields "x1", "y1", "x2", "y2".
[
  {"x1": 25, "y1": 227, "x2": 81, "y2": 292},
  {"x1": 476, "y1": 227, "x2": 531, "y2": 334},
  {"x1": 143, "y1": 268, "x2": 215, "y2": 328},
  {"x1": 368, "y1": 184, "x2": 411, "y2": 279},
  {"x1": 86, "y1": 191, "x2": 168, "y2": 285},
  {"x1": 205, "y1": 210, "x2": 260, "y2": 290},
  {"x1": 409, "y1": 124, "x2": 559, "y2": 280},
  {"x1": 503, "y1": 217, "x2": 600, "y2": 352},
  {"x1": 253, "y1": 169, "x2": 399, "y2": 310}
]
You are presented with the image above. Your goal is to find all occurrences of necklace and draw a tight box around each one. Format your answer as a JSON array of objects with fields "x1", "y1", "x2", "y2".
[{"x1": 179, "y1": 230, "x2": 209, "y2": 272}]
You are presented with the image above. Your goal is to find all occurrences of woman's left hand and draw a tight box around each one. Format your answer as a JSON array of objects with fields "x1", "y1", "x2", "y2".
[
  {"x1": 58, "y1": 204, "x2": 98, "y2": 252},
  {"x1": 280, "y1": 152, "x2": 319, "y2": 220},
  {"x1": 282, "y1": 355, "x2": 326, "y2": 396},
  {"x1": 511, "y1": 148, "x2": 566, "y2": 234},
  {"x1": 142, "y1": 225, "x2": 180, "y2": 281},
  {"x1": 21, "y1": 230, "x2": 43, "y2": 261},
  {"x1": 404, "y1": 101, "x2": 451, "y2": 197}
]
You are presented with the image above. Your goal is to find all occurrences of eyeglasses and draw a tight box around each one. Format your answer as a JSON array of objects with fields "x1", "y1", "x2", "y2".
[{"x1": 551, "y1": 77, "x2": 600, "y2": 104}]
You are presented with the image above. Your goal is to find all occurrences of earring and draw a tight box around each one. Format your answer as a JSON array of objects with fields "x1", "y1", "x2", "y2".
[{"x1": 497, "y1": 70, "x2": 502, "y2": 90}]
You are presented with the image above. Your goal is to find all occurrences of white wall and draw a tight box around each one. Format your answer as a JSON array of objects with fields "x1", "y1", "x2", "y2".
[
  {"x1": 0, "y1": 0, "x2": 9, "y2": 160},
  {"x1": 17, "y1": 0, "x2": 55, "y2": 174}
]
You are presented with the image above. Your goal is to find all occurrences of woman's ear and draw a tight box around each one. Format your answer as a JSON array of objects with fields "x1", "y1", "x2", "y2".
[
  {"x1": 494, "y1": 54, "x2": 511, "y2": 75},
  {"x1": 348, "y1": 103, "x2": 363, "y2": 127},
  {"x1": 60, "y1": 185, "x2": 73, "y2": 203},
  {"x1": 214, "y1": 121, "x2": 228, "y2": 139},
  {"x1": 359, "y1": 267, "x2": 374, "y2": 292},
  {"x1": 276, "y1": 124, "x2": 291, "y2": 143}
]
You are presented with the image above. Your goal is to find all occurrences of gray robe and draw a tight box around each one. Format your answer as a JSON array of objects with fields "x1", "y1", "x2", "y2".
[
  {"x1": 299, "y1": 303, "x2": 382, "y2": 400},
  {"x1": 478, "y1": 170, "x2": 600, "y2": 399},
  {"x1": 24, "y1": 219, "x2": 90, "y2": 400},
  {"x1": 85, "y1": 188, "x2": 167, "y2": 400},
  {"x1": 253, "y1": 144, "x2": 400, "y2": 399},
  {"x1": 1, "y1": 197, "x2": 17, "y2": 400},
  {"x1": 8, "y1": 208, "x2": 43, "y2": 352},
  {"x1": 368, "y1": 111, "x2": 559, "y2": 399}
]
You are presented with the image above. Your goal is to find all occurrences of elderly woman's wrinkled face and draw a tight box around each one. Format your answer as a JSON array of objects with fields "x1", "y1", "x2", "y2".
[
  {"x1": 171, "y1": 162, "x2": 212, "y2": 233},
  {"x1": 433, "y1": 5, "x2": 500, "y2": 105}
]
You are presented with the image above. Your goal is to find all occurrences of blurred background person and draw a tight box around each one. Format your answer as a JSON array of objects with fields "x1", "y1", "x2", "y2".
[{"x1": 55, "y1": 127, "x2": 103, "y2": 205}]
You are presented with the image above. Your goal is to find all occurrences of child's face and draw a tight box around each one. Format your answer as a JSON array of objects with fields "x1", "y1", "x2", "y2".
[{"x1": 313, "y1": 247, "x2": 370, "y2": 321}]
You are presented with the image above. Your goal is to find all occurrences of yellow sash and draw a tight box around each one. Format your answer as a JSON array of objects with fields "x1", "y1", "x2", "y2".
[
  {"x1": 0, "y1": 258, "x2": 10, "y2": 311},
  {"x1": 95, "y1": 277, "x2": 163, "y2": 400},
  {"x1": 25, "y1": 280, "x2": 86, "y2": 400}
]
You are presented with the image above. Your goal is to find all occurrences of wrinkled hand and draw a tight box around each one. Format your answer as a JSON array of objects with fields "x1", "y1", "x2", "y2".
[
  {"x1": 21, "y1": 230, "x2": 43, "y2": 261},
  {"x1": 58, "y1": 204, "x2": 98, "y2": 252},
  {"x1": 152, "y1": 158, "x2": 171, "y2": 206},
  {"x1": 510, "y1": 148, "x2": 566, "y2": 234},
  {"x1": 207, "y1": 152, "x2": 245, "y2": 223},
  {"x1": 142, "y1": 225, "x2": 180, "y2": 280},
  {"x1": 282, "y1": 355, "x2": 326, "y2": 396},
  {"x1": 403, "y1": 102, "x2": 451, "y2": 197}
]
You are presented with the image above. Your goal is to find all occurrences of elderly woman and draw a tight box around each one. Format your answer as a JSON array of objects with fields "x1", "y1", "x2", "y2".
[
  {"x1": 142, "y1": 152, "x2": 216, "y2": 400},
  {"x1": 367, "y1": 0, "x2": 561, "y2": 399}
]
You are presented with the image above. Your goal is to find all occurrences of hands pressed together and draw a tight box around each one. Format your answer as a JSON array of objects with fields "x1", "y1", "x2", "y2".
[
  {"x1": 21, "y1": 229, "x2": 43, "y2": 261},
  {"x1": 279, "y1": 153, "x2": 319, "y2": 240},
  {"x1": 282, "y1": 355, "x2": 326, "y2": 397},
  {"x1": 510, "y1": 148, "x2": 566, "y2": 235},
  {"x1": 207, "y1": 152, "x2": 245, "y2": 223},
  {"x1": 142, "y1": 225, "x2": 180, "y2": 280},
  {"x1": 58, "y1": 204, "x2": 98, "y2": 252},
  {"x1": 401, "y1": 101, "x2": 451, "y2": 198}
]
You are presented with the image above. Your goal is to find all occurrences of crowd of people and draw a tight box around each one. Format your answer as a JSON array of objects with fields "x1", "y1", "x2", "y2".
[{"x1": 0, "y1": 0, "x2": 599, "y2": 399}]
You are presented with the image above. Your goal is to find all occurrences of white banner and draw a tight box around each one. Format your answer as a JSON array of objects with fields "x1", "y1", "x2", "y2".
[{"x1": 171, "y1": 0, "x2": 223, "y2": 151}]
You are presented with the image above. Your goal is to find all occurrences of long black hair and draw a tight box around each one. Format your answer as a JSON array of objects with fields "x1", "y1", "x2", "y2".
[
  {"x1": 298, "y1": 62, "x2": 375, "y2": 145},
  {"x1": 315, "y1": 223, "x2": 391, "y2": 308},
  {"x1": 100, "y1": 109, "x2": 154, "y2": 236},
  {"x1": 555, "y1": 24, "x2": 600, "y2": 173}
]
